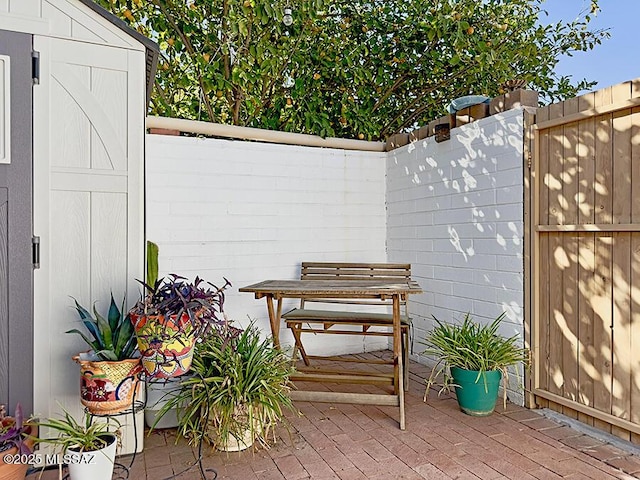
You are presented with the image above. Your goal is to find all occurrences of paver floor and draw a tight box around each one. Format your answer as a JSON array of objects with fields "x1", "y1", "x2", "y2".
[{"x1": 28, "y1": 352, "x2": 640, "y2": 479}]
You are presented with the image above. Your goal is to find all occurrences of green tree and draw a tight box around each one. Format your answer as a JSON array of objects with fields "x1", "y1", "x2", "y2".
[{"x1": 99, "y1": 0, "x2": 607, "y2": 140}]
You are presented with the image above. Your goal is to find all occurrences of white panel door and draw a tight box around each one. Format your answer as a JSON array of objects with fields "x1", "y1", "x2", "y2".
[{"x1": 32, "y1": 35, "x2": 144, "y2": 452}]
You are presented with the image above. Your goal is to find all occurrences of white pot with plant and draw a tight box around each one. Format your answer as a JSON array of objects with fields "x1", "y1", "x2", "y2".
[
  {"x1": 153, "y1": 323, "x2": 295, "y2": 451},
  {"x1": 36, "y1": 409, "x2": 119, "y2": 480}
]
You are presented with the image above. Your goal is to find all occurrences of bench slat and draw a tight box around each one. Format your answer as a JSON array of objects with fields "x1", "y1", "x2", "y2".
[
  {"x1": 302, "y1": 268, "x2": 410, "y2": 276},
  {"x1": 302, "y1": 262, "x2": 411, "y2": 269},
  {"x1": 283, "y1": 308, "x2": 410, "y2": 324}
]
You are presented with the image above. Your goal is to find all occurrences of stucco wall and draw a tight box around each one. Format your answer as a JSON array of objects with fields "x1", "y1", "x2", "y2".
[
  {"x1": 386, "y1": 109, "x2": 526, "y2": 403},
  {"x1": 145, "y1": 135, "x2": 388, "y2": 355}
]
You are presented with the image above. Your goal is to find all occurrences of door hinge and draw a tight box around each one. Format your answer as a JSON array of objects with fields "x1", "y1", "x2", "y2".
[
  {"x1": 31, "y1": 51, "x2": 40, "y2": 85},
  {"x1": 527, "y1": 151, "x2": 532, "y2": 169},
  {"x1": 32, "y1": 236, "x2": 40, "y2": 269}
]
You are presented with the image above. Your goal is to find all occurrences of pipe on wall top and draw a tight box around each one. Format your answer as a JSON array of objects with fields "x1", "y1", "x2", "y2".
[{"x1": 146, "y1": 116, "x2": 386, "y2": 153}]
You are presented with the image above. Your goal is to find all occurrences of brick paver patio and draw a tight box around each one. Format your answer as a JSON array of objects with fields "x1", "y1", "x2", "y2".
[{"x1": 28, "y1": 353, "x2": 640, "y2": 479}]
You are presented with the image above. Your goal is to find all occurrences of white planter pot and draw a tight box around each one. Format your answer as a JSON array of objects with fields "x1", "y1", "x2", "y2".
[
  {"x1": 67, "y1": 433, "x2": 117, "y2": 480},
  {"x1": 219, "y1": 428, "x2": 254, "y2": 452},
  {"x1": 145, "y1": 376, "x2": 186, "y2": 429}
]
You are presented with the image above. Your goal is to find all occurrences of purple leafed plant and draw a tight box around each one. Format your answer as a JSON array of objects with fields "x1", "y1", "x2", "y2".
[
  {"x1": 130, "y1": 274, "x2": 233, "y2": 338},
  {"x1": 0, "y1": 403, "x2": 33, "y2": 455}
]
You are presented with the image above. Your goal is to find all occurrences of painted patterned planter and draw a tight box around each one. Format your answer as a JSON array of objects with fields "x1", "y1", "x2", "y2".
[
  {"x1": 73, "y1": 355, "x2": 142, "y2": 415},
  {"x1": 130, "y1": 313, "x2": 195, "y2": 379}
]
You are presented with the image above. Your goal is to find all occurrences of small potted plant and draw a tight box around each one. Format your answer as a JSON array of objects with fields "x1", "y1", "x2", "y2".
[
  {"x1": 36, "y1": 408, "x2": 119, "y2": 480},
  {"x1": 129, "y1": 274, "x2": 231, "y2": 379},
  {"x1": 154, "y1": 323, "x2": 295, "y2": 451},
  {"x1": 422, "y1": 312, "x2": 528, "y2": 416},
  {"x1": 67, "y1": 295, "x2": 141, "y2": 415},
  {"x1": 0, "y1": 403, "x2": 37, "y2": 480}
]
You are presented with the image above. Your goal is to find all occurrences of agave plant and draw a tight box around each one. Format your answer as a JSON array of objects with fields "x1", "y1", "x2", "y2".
[
  {"x1": 67, "y1": 294, "x2": 138, "y2": 361},
  {"x1": 0, "y1": 403, "x2": 33, "y2": 455}
]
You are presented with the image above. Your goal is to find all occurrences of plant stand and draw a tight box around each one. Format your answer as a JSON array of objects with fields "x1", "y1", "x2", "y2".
[
  {"x1": 38, "y1": 373, "x2": 145, "y2": 480},
  {"x1": 80, "y1": 385, "x2": 146, "y2": 480},
  {"x1": 143, "y1": 374, "x2": 218, "y2": 480}
]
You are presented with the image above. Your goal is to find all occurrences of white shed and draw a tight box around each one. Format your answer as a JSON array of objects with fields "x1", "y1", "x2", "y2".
[{"x1": 0, "y1": 0, "x2": 158, "y2": 454}]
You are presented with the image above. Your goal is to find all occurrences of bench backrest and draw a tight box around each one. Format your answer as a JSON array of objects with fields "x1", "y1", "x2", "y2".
[
  {"x1": 301, "y1": 262, "x2": 411, "y2": 282},
  {"x1": 299, "y1": 262, "x2": 411, "y2": 311}
]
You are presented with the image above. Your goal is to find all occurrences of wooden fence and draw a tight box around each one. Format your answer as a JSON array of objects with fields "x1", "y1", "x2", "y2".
[{"x1": 531, "y1": 80, "x2": 640, "y2": 442}]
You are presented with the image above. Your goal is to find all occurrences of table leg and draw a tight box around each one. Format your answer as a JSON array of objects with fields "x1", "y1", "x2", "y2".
[
  {"x1": 393, "y1": 295, "x2": 406, "y2": 430},
  {"x1": 266, "y1": 295, "x2": 282, "y2": 349}
]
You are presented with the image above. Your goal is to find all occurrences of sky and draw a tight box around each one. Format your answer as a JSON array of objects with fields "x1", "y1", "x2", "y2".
[{"x1": 542, "y1": 0, "x2": 640, "y2": 93}]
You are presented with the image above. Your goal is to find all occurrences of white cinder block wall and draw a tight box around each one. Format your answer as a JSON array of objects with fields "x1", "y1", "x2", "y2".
[
  {"x1": 386, "y1": 109, "x2": 526, "y2": 404},
  {"x1": 146, "y1": 136, "x2": 388, "y2": 355},
  {"x1": 146, "y1": 109, "x2": 527, "y2": 404}
]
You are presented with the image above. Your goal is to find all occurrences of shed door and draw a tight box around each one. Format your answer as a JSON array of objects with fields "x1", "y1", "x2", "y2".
[
  {"x1": 32, "y1": 36, "x2": 144, "y2": 421},
  {"x1": 0, "y1": 30, "x2": 33, "y2": 413}
]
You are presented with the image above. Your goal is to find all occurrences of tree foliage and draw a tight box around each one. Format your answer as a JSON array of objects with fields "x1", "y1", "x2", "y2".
[{"x1": 98, "y1": 0, "x2": 607, "y2": 140}]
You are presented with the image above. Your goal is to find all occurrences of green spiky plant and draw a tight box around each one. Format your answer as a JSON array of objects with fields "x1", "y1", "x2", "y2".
[
  {"x1": 422, "y1": 312, "x2": 528, "y2": 406},
  {"x1": 146, "y1": 241, "x2": 159, "y2": 289},
  {"x1": 154, "y1": 324, "x2": 295, "y2": 451},
  {"x1": 35, "y1": 406, "x2": 119, "y2": 453},
  {"x1": 67, "y1": 294, "x2": 137, "y2": 361}
]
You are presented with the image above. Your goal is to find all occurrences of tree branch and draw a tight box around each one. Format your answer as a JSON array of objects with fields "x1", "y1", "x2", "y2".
[{"x1": 153, "y1": 0, "x2": 215, "y2": 121}]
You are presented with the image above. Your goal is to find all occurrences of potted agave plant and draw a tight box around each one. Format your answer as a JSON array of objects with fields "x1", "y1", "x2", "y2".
[
  {"x1": 154, "y1": 324, "x2": 294, "y2": 452},
  {"x1": 0, "y1": 404, "x2": 37, "y2": 480},
  {"x1": 129, "y1": 274, "x2": 231, "y2": 379},
  {"x1": 36, "y1": 408, "x2": 119, "y2": 480},
  {"x1": 67, "y1": 295, "x2": 141, "y2": 415}
]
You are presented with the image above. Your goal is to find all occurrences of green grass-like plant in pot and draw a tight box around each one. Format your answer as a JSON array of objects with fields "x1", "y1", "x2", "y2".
[
  {"x1": 154, "y1": 323, "x2": 295, "y2": 452},
  {"x1": 422, "y1": 312, "x2": 528, "y2": 416},
  {"x1": 35, "y1": 407, "x2": 120, "y2": 480}
]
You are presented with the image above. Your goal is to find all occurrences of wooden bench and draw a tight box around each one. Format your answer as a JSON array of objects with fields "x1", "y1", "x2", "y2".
[{"x1": 282, "y1": 262, "x2": 412, "y2": 388}]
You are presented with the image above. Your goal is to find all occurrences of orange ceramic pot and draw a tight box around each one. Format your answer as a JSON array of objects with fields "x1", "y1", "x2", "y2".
[
  {"x1": 73, "y1": 356, "x2": 142, "y2": 415},
  {"x1": 0, "y1": 424, "x2": 37, "y2": 480}
]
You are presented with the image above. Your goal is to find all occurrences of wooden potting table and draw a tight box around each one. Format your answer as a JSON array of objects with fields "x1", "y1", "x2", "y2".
[{"x1": 239, "y1": 277, "x2": 422, "y2": 429}]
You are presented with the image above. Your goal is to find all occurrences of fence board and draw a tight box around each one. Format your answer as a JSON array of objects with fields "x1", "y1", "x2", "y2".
[
  {"x1": 612, "y1": 83, "x2": 632, "y2": 225},
  {"x1": 561, "y1": 98, "x2": 580, "y2": 419},
  {"x1": 549, "y1": 233, "x2": 565, "y2": 405},
  {"x1": 536, "y1": 106, "x2": 550, "y2": 409},
  {"x1": 562, "y1": 233, "x2": 579, "y2": 419},
  {"x1": 593, "y1": 234, "x2": 614, "y2": 434},
  {"x1": 632, "y1": 106, "x2": 640, "y2": 223},
  {"x1": 577, "y1": 234, "x2": 596, "y2": 426},
  {"x1": 577, "y1": 94, "x2": 596, "y2": 226},
  {"x1": 631, "y1": 233, "x2": 640, "y2": 443},
  {"x1": 595, "y1": 87, "x2": 613, "y2": 225},
  {"x1": 549, "y1": 102, "x2": 565, "y2": 415},
  {"x1": 549, "y1": 102, "x2": 565, "y2": 225},
  {"x1": 612, "y1": 233, "x2": 632, "y2": 440}
]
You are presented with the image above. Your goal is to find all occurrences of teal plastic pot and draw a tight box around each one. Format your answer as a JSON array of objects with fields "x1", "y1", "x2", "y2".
[{"x1": 450, "y1": 366, "x2": 502, "y2": 416}]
